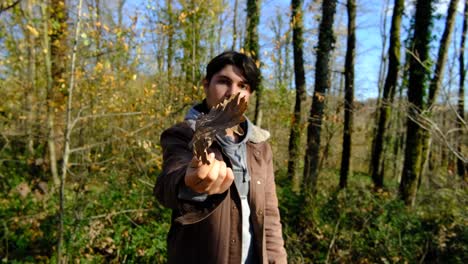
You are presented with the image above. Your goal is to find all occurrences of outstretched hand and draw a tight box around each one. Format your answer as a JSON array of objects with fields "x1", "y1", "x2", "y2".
[{"x1": 184, "y1": 150, "x2": 234, "y2": 195}]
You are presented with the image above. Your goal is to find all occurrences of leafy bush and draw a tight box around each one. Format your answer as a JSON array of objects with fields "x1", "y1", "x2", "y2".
[
  {"x1": 1, "y1": 168, "x2": 171, "y2": 263},
  {"x1": 2, "y1": 163, "x2": 466, "y2": 263},
  {"x1": 277, "y1": 169, "x2": 468, "y2": 264}
]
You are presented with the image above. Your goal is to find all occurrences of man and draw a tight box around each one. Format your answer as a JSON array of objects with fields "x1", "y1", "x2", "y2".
[{"x1": 154, "y1": 51, "x2": 287, "y2": 263}]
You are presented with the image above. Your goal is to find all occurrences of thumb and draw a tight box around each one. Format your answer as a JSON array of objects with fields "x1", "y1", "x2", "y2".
[
  {"x1": 189, "y1": 155, "x2": 202, "y2": 169},
  {"x1": 190, "y1": 152, "x2": 215, "y2": 168}
]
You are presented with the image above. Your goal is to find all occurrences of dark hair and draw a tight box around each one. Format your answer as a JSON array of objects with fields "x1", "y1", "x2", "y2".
[{"x1": 205, "y1": 51, "x2": 260, "y2": 92}]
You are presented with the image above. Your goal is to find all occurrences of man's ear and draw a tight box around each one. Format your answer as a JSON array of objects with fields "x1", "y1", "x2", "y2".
[{"x1": 202, "y1": 79, "x2": 209, "y2": 93}]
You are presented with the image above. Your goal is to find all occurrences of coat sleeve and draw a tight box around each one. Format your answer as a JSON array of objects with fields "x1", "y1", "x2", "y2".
[
  {"x1": 264, "y1": 143, "x2": 288, "y2": 263},
  {"x1": 153, "y1": 123, "x2": 228, "y2": 225}
]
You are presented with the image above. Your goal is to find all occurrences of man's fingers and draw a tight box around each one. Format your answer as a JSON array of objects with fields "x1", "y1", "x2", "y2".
[
  {"x1": 207, "y1": 161, "x2": 227, "y2": 194},
  {"x1": 218, "y1": 161, "x2": 227, "y2": 182},
  {"x1": 185, "y1": 152, "x2": 220, "y2": 190},
  {"x1": 185, "y1": 153, "x2": 212, "y2": 187},
  {"x1": 192, "y1": 153, "x2": 215, "y2": 176},
  {"x1": 189, "y1": 152, "x2": 215, "y2": 168},
  {"x1": 217, "y1": 167, "x2": 234, "y2": 193},
  {"x1": 206, "y1": 159, "x2": 221, "y2": 183},
  {"x1": 196, "y1": 159, "x2": 221, "y2": 192},
  {"x1": 189, "y1": 156, "x2": 201, "y2": 169}
]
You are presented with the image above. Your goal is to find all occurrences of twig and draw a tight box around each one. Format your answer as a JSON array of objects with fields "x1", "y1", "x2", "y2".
[
  {"x1": 138, "y1": 178, "x2": 155, "y2": 188},
  {"x1": 0, "y1": 132, "x2": 9, "y2": 151},
  {"x1": 58, "y1": 0, "x2": 84, "y2": 262},
  {"x1": 124, "y1": 214, "x2": 140, "y2": 227},
  {"x1": 325, "y1": 217, "x2": 341, "y2": 264},
  {"x1": 405, "y1": 48, "x2": 432, "y2": 72},
  {"x1": 70, "y1": 139, "x2": 113, "y2": 153},
  {"x1": 89, "y1": 209, "x2": 152, "y2": 220},
  {"x1": 419, "y1": 239, "x2": 429, "y2": 264},
  {"x1": 405, "y1": 46, "x2": 467, "y2": 130},
  {"x1": 108, "y1": 119, "x2": 160, "y2": 137},
  {"x1": 69, "y1": 119, "x2": 159, "y2": 154},
  {"x1": 6, "y1": 210, "x2": 51, "y2": 223},
  {"x1": 69, "y1": 106, "x2": 89, "y2": 131},
  {"x1": 406, "y1": 103, "x2": 467, "y2": 163},
  {"x1": 2, "y1": 221, "x2": 8, "y2": 261},
  {"x1": 126, "y1": 120, "x2": 160, "y2": 136},
  {"x1": 439, "y1": 78, "x2": 467, "y2": 127},
  {"x1": 0, "y1": 159, "x2": 27, "y2": 163},
  {"x1": 69, "y1": 157, "x2": 116, "y2": 167},
  {"x1": 70, "y1": 111, "x2": 142, "y2": 131},
  {"x1": 0, "y1": 0, "x2": 21, "y2": 15}
]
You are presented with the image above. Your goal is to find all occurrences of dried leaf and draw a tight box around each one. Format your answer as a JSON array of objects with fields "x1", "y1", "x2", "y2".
[
  {"x1": 16, "y1": 182, "x2": 31, "y2": 198},
  {"x1": 26, "y1": 25, "x2": 39, "y2": 37},
  {"x1": 190, "y1": 93, "x2": 248, "y2": 164}
]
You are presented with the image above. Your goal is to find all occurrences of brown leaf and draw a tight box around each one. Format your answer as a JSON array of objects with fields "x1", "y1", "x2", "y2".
[
  {"x1": 190, "y1": 93, "x2": 248, "y2": 164},
  {"x1": 16, "y1": 182, "x2": 31, "y2": 198}
]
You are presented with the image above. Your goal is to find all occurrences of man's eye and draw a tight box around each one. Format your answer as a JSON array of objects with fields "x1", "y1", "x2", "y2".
[{"x1": 239, "y1": 84, "x2": 248, "y2": 90}]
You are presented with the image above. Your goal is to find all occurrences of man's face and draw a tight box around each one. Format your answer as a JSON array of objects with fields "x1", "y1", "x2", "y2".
[{"x1": 204, "y1": 64, "x2": 252, "y2": 108}]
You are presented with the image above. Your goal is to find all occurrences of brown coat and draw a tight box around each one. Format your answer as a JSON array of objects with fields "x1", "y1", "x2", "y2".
[{"x1": 154, "y1": 121, "x2": 287, "y2": 264}]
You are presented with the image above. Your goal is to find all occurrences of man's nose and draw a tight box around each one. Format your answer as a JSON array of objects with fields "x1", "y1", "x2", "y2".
[
  {"x1": 225, "y1": 85, "x2": 233, "y2": 97},
  {"x1": 225, "y1": 84, "x2": 240, "y2": 97}
]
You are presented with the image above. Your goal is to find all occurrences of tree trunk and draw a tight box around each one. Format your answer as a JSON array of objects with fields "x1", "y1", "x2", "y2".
[
  {"x1": 41, "y1": 2, "x2": 60, "y2": 186},
  {"x1": 57, "y1": 1, "x2": 83, "y2": 261},
  {"x1": 166, "y1": 0, "x2": 174, "y2": 107},
  {"x1": 368, "y1": 0, "x2": 391, "y2": 176},
  {"x1": 339, "y1": 0, "x2": 356, "y2": 189},
  {"x1": 399, "y1": 0, "x2": 433, "y2": 206},
  {"x1": 50, "y1": 0, "x2": 68, "y2": 107},
  {"x1": 216, "y1": 10, "x2": 224, "y2": 54},
  {"x1": 419, "y1": 0, "x2": 458, "y2": 182},
  {"x1": 46, "y1": 0, "x2": 69, "y2": 186},
  {"x1": 167, "y1": 0, "x2": 174, "y2": 76},
  {"x1": 287, "y1": 0, "x2": 306, "y2": 190},
  {"x1": 0, "y1": 0, "x2": 20, "y2": 14},
  {"x1": 457, "y1": 0, "x2": 467, "y2": 180},
  {"x1": 191, "y1": 0, "x2": 196, "y2": 98},
  {"x1": 244, "y1": 0, "x2": 262, "y2": 126},
  {"x1": 26, "y1": 0, "x2": 37, "y2": 156},
  {"x1": 303, "y1": 0, "x2": 337, "y2": 193},
  {"x1": 284, "y1": 28, "x2": 292, "y2": 90},
  {"x1": 271, "y1": 9, "x2": 284, "y2": 89},
  {"x1": 392, "y1": 83, "x2": 405, "y2": 181},
  {"x1": 371, "y1": 0, "x2": 404, "y2": 189},
  {"x1": 232, "y1": 0, "x2": 238, "y2": 50},
  {"x1": 118, "y1": 0, "x2": 126, "y2": 28},
  {"x1": 428, "y1": 0, "x2": 458, "y2": 106}
]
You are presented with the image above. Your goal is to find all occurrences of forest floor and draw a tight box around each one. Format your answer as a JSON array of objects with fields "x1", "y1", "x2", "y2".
[{"x1": 1, "y1": 163, "x2": 467, "y2": 263}]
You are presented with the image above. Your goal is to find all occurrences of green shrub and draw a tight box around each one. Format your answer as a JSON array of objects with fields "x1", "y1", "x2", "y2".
[
  {"x1": 2, "y1": 162, "x2": 466, "y2": 263},
  {"x1": 277, "y1": 170, "x2": 468, "y2": 264}
]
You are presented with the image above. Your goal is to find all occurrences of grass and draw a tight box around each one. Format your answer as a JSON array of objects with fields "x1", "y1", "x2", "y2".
[
  {"x1": 277, "y1": 168, "x2": 468, "y2": 263},
  {"x1": 1, "y1": 163, "x2": 467, "y2": 263}
]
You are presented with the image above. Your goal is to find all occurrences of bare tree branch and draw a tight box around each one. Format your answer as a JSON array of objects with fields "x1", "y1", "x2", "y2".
[
  {"x1": 405, "y1": 103, "x2": 467, "y2": 163},
  {"x1": 0, "y1": 0, "x2": 21, "y2": 15},
  {"x1": 89, "y1": 209, "x2": 152, "y2": 220},
  {"x1": 69, "y1": 118, "x2": 159, "y2": 154},
  {"x1": 58, "y1": 0, "x2": 84, "y2": 261},
  {"x1": 70, "y1": 139, "x2": 113, "y2": 154},
  {"x1": 70, "y1": 110, "x2": 142, "y2": 131}
]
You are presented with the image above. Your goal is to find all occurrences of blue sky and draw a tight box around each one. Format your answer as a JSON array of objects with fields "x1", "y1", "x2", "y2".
[
  {"x1": 257, "y1": 0, "x2": 467, "y2": 101},
  {"x1": 258, "y1": 0, "x2": 391, "y2": 99},
  {"x1": 119, "y1": 0, "x2": 466, "y2": 102}
]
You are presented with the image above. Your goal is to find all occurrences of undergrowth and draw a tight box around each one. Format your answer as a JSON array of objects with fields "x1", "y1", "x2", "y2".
[
  {"x1": 0, "y1": 158, "x2": 170, "y2": 263},
  {"x1": 277, "y1": 169, "x2": 468, "y2": 263},
  {"x1": 1, "y1": 161, "x2": 467, "y2": 263}
]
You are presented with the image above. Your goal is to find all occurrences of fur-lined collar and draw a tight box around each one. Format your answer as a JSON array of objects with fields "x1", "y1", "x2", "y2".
[{"x1": 250, "y1": 125, "x2": 270, "y2": 143}]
